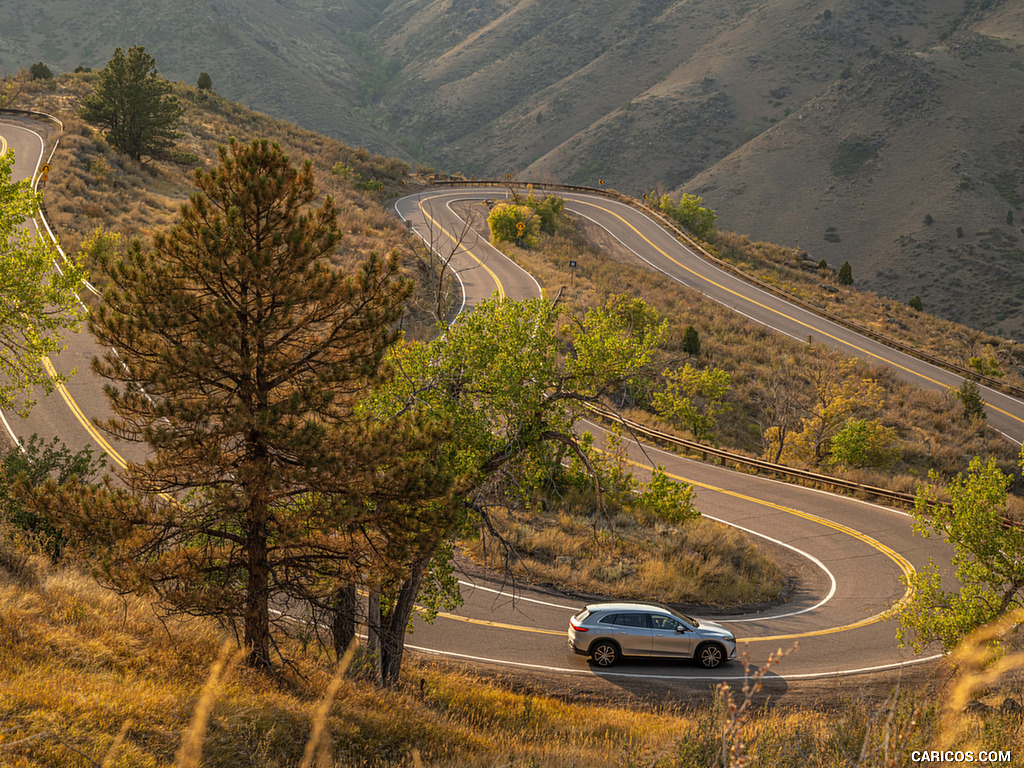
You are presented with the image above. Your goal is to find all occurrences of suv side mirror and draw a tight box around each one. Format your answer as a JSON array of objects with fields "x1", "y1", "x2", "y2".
[{"x1": 675, "y1": 626, "x2": 688, "y2": 633}]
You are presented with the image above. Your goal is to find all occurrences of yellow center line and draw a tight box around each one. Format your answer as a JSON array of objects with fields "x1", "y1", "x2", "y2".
[
  {"x1": 430, "y1": 610, "x2": 566, "y2": 637},
  {"x1": 571, "y1": 197, "x2": 1024, "y2": 427},
  {"x1": 417, "y1": 196, "x2": 505, "y2": 299},
  {"x1": 42, "y1": 356, "x2": 127, "y2": 470},
  {"x1": 618, "y1": 454, "x2": 916, "y2": 642}
]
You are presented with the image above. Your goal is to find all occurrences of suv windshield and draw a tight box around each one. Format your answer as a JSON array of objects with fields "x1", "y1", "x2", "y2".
[{"x1": 667, "y1": 607, "x2": 699, "y2": 627}]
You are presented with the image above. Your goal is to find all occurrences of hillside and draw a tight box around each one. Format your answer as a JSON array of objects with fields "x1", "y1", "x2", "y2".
[
  {"x1": 0, "y1": 0, "x2": 401, "y2": 156},
  {"x1": 3, "y1": 0, "x2": 1024, "y2": 335}
]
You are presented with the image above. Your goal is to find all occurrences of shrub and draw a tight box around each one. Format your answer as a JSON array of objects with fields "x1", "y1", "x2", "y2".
[
  {"x1": 29, "y1": 61, "x2": 53, "y2": 80},
  {"x1": 658, "y1": 193, "x2": 717, "y2": 240},
  {"x1": 487, "y1": 203, "x2": 537, "y2": 247},
  {"x1": 909, "y1": 295, "x2": 923, "y2": 312},
  {"x1": 682, "y1": 324, "x2": 701, "y2": 356},
  {"x1": 829, "y1": 418, "x2": 900, "y2": 468},
  {"x1": 197, "y1": 71, "x2": 213, "y2": 91},
  {"x1": 957, "y1": 378, "x2": 986, "y2": 420}
]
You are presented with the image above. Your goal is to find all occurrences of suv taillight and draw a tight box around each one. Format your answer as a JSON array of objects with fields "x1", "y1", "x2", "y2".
[{"x1": 570, "y1": 622, "x2": 588, "y2": 632}]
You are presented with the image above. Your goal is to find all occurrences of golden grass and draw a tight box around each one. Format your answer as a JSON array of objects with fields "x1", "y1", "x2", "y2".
[
  {"x1": 14, "y1": 74, "x2": 441, "y2": 342},
  {"x1": 3, "y1": 554, "x2": 1024, "y2": 766}
]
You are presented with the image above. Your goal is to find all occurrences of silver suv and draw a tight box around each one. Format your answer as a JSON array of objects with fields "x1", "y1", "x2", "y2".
[{"x1": 568, "y1": 602, "x2": 737, "y2": 668}]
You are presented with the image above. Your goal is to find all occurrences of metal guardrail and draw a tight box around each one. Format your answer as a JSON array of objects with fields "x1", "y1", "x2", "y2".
[
  {"x1": 0, "y1": 106, "x2": 64, "y2": 130},
  {"x1": 585, "y1": 402, "x2": 1024, "y2": 531},
  {"x1": 432, "y1": 178, "x2": 1024, "y2": 401},
  {"x1": 581, "y1": 402, "x2": 922, "y2": 508}
]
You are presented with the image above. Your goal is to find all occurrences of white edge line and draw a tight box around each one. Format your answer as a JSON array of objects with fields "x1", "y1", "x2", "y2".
[
  {"x1": 567, "y1": 206, "x2": 808, "y2": 344},
  {"x1": 395, "y1": 194, "x2": 468, "y2": 321},
  {"x1": 456, "y1": 579, "x2": 579, "y2": 611},
  {"x1": 404, "y1": 642, "x2": 944, "y2": 681},
  {"x1": 442, "y1": 195, "x2": 545, "y2": 299},
  {"x1": 700, "y1": 512, "x2": 837, "y2": 623}
]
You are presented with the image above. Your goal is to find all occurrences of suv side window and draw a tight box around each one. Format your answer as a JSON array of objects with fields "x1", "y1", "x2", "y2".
[
  {"x1": 599, "y1": 613, "x2": 618, "y2": 624},
  {"x1": 650, "y1": 615, "x2": 682, "y2": 630},
  {"x1": 615, "y1": 613, "x2": 650, "y2": 628}
]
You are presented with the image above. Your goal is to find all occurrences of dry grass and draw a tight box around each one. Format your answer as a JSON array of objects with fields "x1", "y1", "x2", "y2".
[
  {"x1": 712, "y1": 231, "x2": 1024, "y2": 390},
  {"x1": 3, "y1": 551, "x2": 1024, "y2": 767},
  {"x1": 463, "y1": 490, "x2": 785, "y2": 608},
  {"x1": 13, "y1": 73, "x2": 441, "y2": 341}
]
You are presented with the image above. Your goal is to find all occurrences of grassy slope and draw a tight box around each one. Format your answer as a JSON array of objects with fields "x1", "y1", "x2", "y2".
[
  {"x1": 449, "y1": 201, "x2": 1021, "y2": 496},
  {"x1": 686, "y1": 2, "x2": 1024, "y2": 338},
  {"x1": 2, "y1": 557, "x2": 1024, "y2": 767}
]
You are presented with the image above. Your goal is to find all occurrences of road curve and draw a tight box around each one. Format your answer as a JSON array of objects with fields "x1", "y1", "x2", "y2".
[
  {"x1": 1, "y1": 121, "x2": 953, "y2": 685},
  {"x1": 395, "y1": 187, "x2": 957, "y2": 682}
]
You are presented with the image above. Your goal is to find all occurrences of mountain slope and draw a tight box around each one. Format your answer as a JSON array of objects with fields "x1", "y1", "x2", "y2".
[
  {"x1": 3, "y1": 0, "x2": 1023, "y2": 334},
  {"x1": 685, "y1": 4, "x2": 1024, "y2": 336},
  {"x1": 0, "y1": 0, "x2": 400, "y2": 154}
]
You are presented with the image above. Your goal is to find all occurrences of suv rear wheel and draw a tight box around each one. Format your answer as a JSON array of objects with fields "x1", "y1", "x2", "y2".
[{"x1": 590, "y1": 640, "x2": 619, "y2": 667}]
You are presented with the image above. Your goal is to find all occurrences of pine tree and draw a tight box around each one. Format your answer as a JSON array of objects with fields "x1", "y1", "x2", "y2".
[
  {"x1": 79, "y1": 46, "x2": 183, "y2": 161},
  {"x1": 838, "y1": 260, "x2": 853, "y2": 285},
  {"x1": 909, "y1": 295, "x2": 923, "y2": 312},
  {"x1": 36, "y1": 140, "x2": 438, "y2": 668},
  {"x1": 196, "y1": 71, "x2": 213, "y2": 92},
  {"x1": 682, "y1": 324, "x2": 701, "y2": 356},
  {"x1": 957, "y1": 378, "x2": 986, "y2": 420}
]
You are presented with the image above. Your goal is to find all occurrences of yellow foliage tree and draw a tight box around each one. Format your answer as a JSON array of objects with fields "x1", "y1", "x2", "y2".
[{"x1": 767, "y1": 353, "x2": 882, "y2": 466}]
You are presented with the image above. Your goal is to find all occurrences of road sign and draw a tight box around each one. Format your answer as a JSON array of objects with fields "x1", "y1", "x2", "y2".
[
  {"x1": 569, "y1": 260, "x2": 577, "y2": 268},
  {"x1": 40, "y1": 163, "x2": 51, "y2": 174}
]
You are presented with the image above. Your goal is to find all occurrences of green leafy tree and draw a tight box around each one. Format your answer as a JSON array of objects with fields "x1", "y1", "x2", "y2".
[
  {"x1": 366, "y1": 295, "x2": 669, "y2": 683},
  {"x1": 521, "y1": 192, "x2": 565, "y2": 234},
  {"x1": 898, "y1": 455, "x2": 1024, "y2": 653},
  {"x1": 957, "y1": 378, "x2": 986, "y2": 420},
  {"x1": 658, "y1": 193, "x2": 717, "y2": 240},
  {"x1": 78, "y1": 45, "x2": 183, "y2": 161},
  {"x1": 196, "y1": 71, "x2": 213, "y2": 92},
  {"x1": 28, "y1": 140, "x2": 439, "y2": 669},
  {"x1": 653, "y1": 363, "x2": 732, "y2": 443},
  {"x1": 487, "y1": 203, "x2": 537, "y2": 247},
  {"x1": 838, "y1": 260, "x2": 853, "y2": 285},
  {"x1": 908, "y1": 295, "x2": 923, "y2": 312},
  {"x1": 1, "y1": 150, "x2": 86, "y2": 415},
  {"x1": 828, "y1": 418, "x2": 899, "y2": 469},
  {"x1": 771, "y1": 353, "x2": 881, "y2": 466}
]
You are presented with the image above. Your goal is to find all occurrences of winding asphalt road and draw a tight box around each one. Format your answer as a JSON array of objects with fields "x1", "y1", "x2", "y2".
[{"x1": 2, "y1": 118, "x2": 962, "y2": 686}]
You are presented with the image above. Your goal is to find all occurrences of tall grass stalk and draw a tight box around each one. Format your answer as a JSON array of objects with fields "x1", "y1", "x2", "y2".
[
  {"x1": 299, "y1": 639, "x2": 358, "y2": 768},
  {"x1": 173, "y1": 641, "x2": 245, "y2": 768}
]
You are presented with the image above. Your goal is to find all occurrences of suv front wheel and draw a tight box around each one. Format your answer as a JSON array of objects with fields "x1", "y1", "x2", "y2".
[{"x1": 696, "y1": 642, "x2": 725, "y2": 669}]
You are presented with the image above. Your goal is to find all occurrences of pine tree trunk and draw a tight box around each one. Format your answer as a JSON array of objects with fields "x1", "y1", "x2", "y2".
[
  {"x1": 367, "y1": 588, "x2": 382, "y2": 684},
  {"x1": 331, "y1": 583, "x2": 357, "y2": 659},
  {"x1": 244, "y1": 511, "x2": 271, "y2": 669}
]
